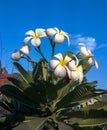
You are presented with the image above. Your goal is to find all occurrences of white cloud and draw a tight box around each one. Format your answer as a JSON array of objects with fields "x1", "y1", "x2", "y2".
[
  {"x1": 71, "y1": 34, "x2": 96, "y2": 51},
  {"x1": 97, "y1": 43, "x2": 107, "y2": 49}
]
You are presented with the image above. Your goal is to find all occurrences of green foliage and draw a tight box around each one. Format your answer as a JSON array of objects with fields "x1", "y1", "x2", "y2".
[
  {"x1": 0, "y1": 60, "x2": 107, "y2": 130},
  {"x1": 0, "y1": 29, "x2": 107, "y2": 130}
]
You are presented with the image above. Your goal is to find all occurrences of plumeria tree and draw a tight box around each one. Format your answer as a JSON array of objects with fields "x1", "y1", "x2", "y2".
[{"x1": 0, "y1": 27, "x2": 107, "y2": 130}]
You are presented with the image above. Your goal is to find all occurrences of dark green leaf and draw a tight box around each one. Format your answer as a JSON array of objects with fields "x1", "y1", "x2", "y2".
[
  {"x1": 8, "y1": 77, "x2": 30, "y2": 90},
  {"x1": 0, "y1": 85, "x2": 37, "y2": 107},
  {"x1": 58, "y1": 122, "x2": 74, "y2": 130},
  {"x1": 13, "y1": 62, "x2": 34, "y2": 84},
  {"x1": 55, "y1": 81, "x2": 98, "y2": 109},
  {"x1": 78, "y1": 118, "x2": 107, "y2": 127},
  {"x1": 12, "y1": 117, "x2": 47, "y2": 130}
]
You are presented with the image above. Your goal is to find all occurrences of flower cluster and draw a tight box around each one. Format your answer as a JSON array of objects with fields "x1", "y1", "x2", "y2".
[
  {"x1": 50, "y1": 53, "x2": 83, "y2": 82},
  {"x1": 11, "y1": 27, "x2": 98, "y2": 83},
  {"x1": 11, "y1": 27, "x2": 70, "y2": 61}
]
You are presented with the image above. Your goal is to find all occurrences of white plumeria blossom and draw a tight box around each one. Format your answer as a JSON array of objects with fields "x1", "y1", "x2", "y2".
[
  {"x1": 46, "y1": 27, "x2": 70, "y2": 45},
  {"x1": 67, "y1": 65, "x2": 83, "y2": 83},
  {"x1": 50, "y1": 53, "x2": 83, "y2": 82},
  {"x1": 50, "y1": 53, "x2": 71, "y2": 78},
  {"x1": 46, "y1": 28, "x2": 56, "y2": 38},
  {"x1": 23, "y1": 28, "x2": 46, "y2": 46},
  {"x1": 11, "y1": 51, "x2": 23, "y2": 61},
  {"x1": 54, "y1": 28, "x2": 70, "y2": 45},
  {"x1": 20, "y1": 44, "x2": 31, "y2": 54},
  {"x1": 80, "y1": 46, "x2": 98, "y2": 69}
]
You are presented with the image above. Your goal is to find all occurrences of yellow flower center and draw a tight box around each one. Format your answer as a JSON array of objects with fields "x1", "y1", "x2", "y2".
[
  {"x1": 58, "y1": 31, "x2": 64, "y2": 35},
  {"x1": 77, "y1": 65, "x2": 83, "y2": 72},
  {"x1": 59, "y1": 59, "x2": 67, "y2": 66},
  {"x1": 33, "y1": 33, "x2": 40, "y2": 39}
]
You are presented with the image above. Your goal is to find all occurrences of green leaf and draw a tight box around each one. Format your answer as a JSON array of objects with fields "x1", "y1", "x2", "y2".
[
  {"x1": 81, "y1": 101, "x2": 107, "y2": 111},
  {"x1": 63, "y1": 51, "x2": 74, "y2": 58},
  {"x1": 57, "y1": 80, "x2": 78, "y2": 99},
  {"x1": 78, "y1": 118, "x2": 107, "y2": 127},
  {"x1": 8, "y1": 77, "x2": 30, "y2": 90},
  {"x1": 33, "y1": 60, "x2": 49, "y2": 81},
  {"x1": 79, "y1": 58, "x2": 92, "y2": 74},
  {"x1": 13, "y1": 62, "x2": 34, "y2": 84},
  {"x1": 12, "y1": 117, "x2": 47, "y2": 130},
  {"x1": 63, "y1": 109, "x2": 107, "y2": 119},
  {"x1": 0, "y1": 85, "x2": 37, "y2": 107},
  {"x1": 55, "y1": 81, "x2": 98, "y2": 109},
  {"x1": 58, "y1": 122, "x2": 74, "y2": 130},
  {"x1": 0, "y1": 117, "x2": 6, "y2": 123},
  {"x1": 44, "y1": 82, "x2": 57, "y2": 102}
]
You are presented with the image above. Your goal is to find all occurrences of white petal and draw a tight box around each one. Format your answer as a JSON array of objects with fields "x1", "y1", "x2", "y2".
[
  {"x1": 68, "y1": 65, "x2": 83, "y2": 82},
  {"x1": 46, "y1": 28, "x2": 56, "y2": 38},
  {"x1": 64, "y1": 55, "x2": 72, "y2": 63},
  {"x1": 31, "y1": 38, "x2": 41, "y2": 46},
  {"x1": 35, "y1": 28, "x2": 47, "y2": 38},
  {"x1": 50, "y1": 59, "x2": 59, "y2": 69},
  {"x1": 20, "y1": 44, "x2": 31, "y2": 54},
  {"x1": 23, "y1": 36, "x2": 32, "y2": 43},
  {"x1": 69, "y1": 71, "x2": 79, "y2": 81},
  {"x1": 35, "y1": 28, "x2": 45, "y2": 34},
  {"x1": 87, "y1": 49, "x2": 92, "y2": 55},
  {"x1": 80, "y1": 46, "x2": 90, "y2": 57},
  {"x1": 39, "y1": 31, "x2": 47, "y2": 38},
  {"x1": 94, "y1": 60, "x2": 99, "y2": 69},
  {"x1": 54, "y1": 34, "x2": 64, "y2": 43},
  {"x1": 11, "y1": 51, "x2": 22, "y2": 61},
  {"x1": 53, "y1": 53, "x2": 63, "y2": 60},
  {"x1": 61, "y1": 31, "x2": 70, "y2": 46},
  {"x1": 88, "y1": 58, "x2": 93, "y2": 65},
  {"x1": 25, "y1": 30, "x2": 35, "y2": 36},
  {"x1": 68, "y1": 60, "x2": 77, "y2": 71},
  {"x1": 54, "y1": 65, "x2": 67, "y2": 78},
  {"x1": 78, "y1": 71, "x2": 84, "y2": 83},
  {"x1": 54, "y1": 27, "x2": 59, "y2": 33}
]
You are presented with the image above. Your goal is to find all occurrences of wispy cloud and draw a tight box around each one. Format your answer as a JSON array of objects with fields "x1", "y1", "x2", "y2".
[
  {"x1": 97, "y1": 43, "x2": 107, "y2": 49},
  {"x1": 71, "y1": 34, "x2": 96, "y2": 51}
]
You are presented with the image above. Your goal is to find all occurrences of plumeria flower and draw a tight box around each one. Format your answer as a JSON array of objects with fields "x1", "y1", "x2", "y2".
[
  {"x1": 50, "y1": 53, "x2": 71, "y2": 78},
  {"x1": 80, "y1": 46, "x2": 98, "y2": 69},
  {"x1": 11, "y1": 44, "x2": 31, "y2": 61},
  {"x1": 23, "y1": 28, "x2": 46, "y2": 46},
  {"x1": 67, "y1": 56, "x2": 83, "y2": 83},
  {"x1": 20, "y1": 44, "x2": 31, "y2": 54},
  {"x1": 67, "y1": 65, "x2": 83, "y2": 83},
  {"x1": 11, "y1": 50, "x2": 23, "y2": 61},
  {"x1": 46, "y1": 27, "x2": 70, "y2": 45},
  {"x1": 46, "y1": 28, "x2": 56, "y2": 38}
]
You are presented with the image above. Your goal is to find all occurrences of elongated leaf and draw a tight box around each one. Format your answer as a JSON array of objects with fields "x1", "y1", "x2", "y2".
[
  {"x1": 0, "y1": 117, "x2": 6, "y2": 123},
  {"x1": 0, "y1": 85, "x2": 37, "y2": 107},
  {"x1": 8, "y1": 77, "x2": 30, "y2": 90},
  {"x1": 12, "y1": 117, "x2": 47, "y2": 130},
  {"x1": 81, "y1": 101, "x2": 107, "y2": 111},
  {"x1": 13, "y1": 62, "x2": 34, "y2": 84},
  {"x1": 78, "y1": 118, "x2": 107, "y2": 127},
  {"x1": 63, "y1": 109, "x2": 107, "y2": 119},
  {"x1": 57, "y1": 80, "x2": 78, "y2": 99},
  {"x1": 44, "y1": 82, "x2": 57, "y2": 102},
  {"x1": 58, "y1": 122, "x2": 74, "y2": 130},
  {"x1": 33, "y1": 60, "x2": 49, "y2": 81},
  {"x1": 55, "y1": 81, "x2": 98, "y2": 109}
]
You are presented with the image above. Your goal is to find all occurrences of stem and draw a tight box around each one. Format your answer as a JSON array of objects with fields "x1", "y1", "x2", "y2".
[
  {"x1": 49, "y1": 39, "x2": 55, "y2": 57},
  {"x1": 22, "y1": 55, "x2": 36, "y2": 64},
  {"x1": 36, "y1": 46, "x2": 48, "y2": 63}
]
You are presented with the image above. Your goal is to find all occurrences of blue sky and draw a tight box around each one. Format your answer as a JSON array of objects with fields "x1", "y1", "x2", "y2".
[{"x1": 0, "y1": 0, "x2": 107, "y2": 89}]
